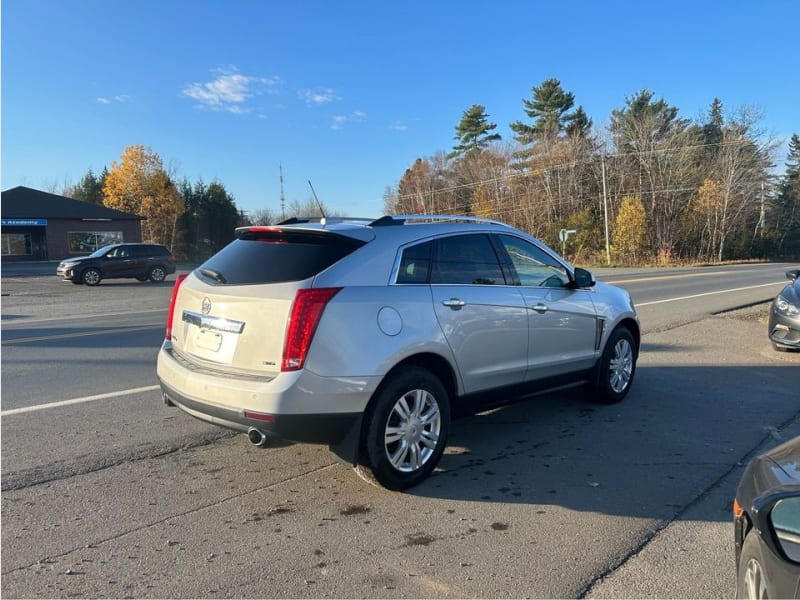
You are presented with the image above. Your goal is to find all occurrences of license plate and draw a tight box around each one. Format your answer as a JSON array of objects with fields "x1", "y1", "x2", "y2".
[{"x1": 195, "y1": 329, "x2": 223, "y2": 352}]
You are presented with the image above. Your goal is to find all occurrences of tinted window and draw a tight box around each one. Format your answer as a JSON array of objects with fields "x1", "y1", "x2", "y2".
[
  {"x1": 196, "y1": 230, "x2": 365, "y2": 285},
  {"x1": 143, "y1": 245, "x2": 170, "y2": 257},
  {"x1": 498, "y1": 235, "x2": 570, "y2": 287},
  {"x1": 397, "y1": 241, "x2": 432, "y2": 284},
  {"x1": 431, "y1": 234, "x2": 504, "y2": 285}
]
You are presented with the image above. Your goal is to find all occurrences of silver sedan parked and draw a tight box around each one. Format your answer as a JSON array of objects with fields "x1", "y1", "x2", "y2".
[{"x1": 157, "y1": 215, "x2": 640, "y2": 490}]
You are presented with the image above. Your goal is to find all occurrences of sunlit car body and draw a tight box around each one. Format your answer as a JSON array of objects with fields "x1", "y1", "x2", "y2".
[
  {"x1": 57, "y1": 243, "x2": 176, "y2": 286},
  {"x1": 769, "y1": 269, "x2": 800, "y2": 351},
  {"x1": 157, "y1": 215, "x2": 639, "y2": 490},
  {"x1": 734, "y1": 435, "x2": 800, "y2": 598}
]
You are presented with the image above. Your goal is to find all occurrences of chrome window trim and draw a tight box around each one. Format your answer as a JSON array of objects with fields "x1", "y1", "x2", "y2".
[{"x1": 182, "y1": 310, "x2": 246, "y2": 334}]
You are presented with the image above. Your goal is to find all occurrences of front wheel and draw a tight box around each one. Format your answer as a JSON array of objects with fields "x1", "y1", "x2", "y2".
[
  {"x1": 737, "y1": 532, "x2": 768, "y2": 599},
  {"x1": 82, "y1": 268, "x2": 102, "y2": 286},
  {"x1": 356, "y1": 367, "x2": 450, "y2": 491},
  {"x1": 589, "y1": 326, "x2": 637, "y2": 404},
  {"x1": 148, "y1": 266, "x2": 167, "y2": 282}
]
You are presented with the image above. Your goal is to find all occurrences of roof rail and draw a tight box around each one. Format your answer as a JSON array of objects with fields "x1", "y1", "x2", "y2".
[
  {"x1": 370, "y1": 214, "x2": 507, "y2": 227},
  {"x1": 276, "y1": 216, "x2": 375, "y2": 226}
]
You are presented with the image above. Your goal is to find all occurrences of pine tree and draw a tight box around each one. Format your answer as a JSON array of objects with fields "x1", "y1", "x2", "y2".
[
  {"x1": 510, "y1": 78, "x2": 577, "y2": 143},
  {"x1": 451, "y1": 104, "x2": 501, "y2": 158}
]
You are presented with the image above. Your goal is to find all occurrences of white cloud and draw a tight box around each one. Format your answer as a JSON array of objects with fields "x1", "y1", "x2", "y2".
[
  {"x1": 390, "y1": 121, "x2": 408, "y2": 131},
  {"x1": 299, "y1": 88, "x2": 340, "y2": 106},
  {"x1": 182, "y1": 67, "x2": 281, "y2": 114},
  {"x1": 97, "y1": 95, "x2": 131, "y2": 105},
  {"x1": 331, "y1": 110, "x2": 367, "y2": 129}
]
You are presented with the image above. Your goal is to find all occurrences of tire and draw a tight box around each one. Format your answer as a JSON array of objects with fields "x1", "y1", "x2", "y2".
[
  {"x1": 737, "y1": 531, "x2": 768, "y2": 599},
  {"x1": 589, "y1": 326, "x2": 637, "y2": 404},
  {"x1": 136, "y1": 276, "x2": 149, "y2": 282},
  {"x1": 148, "y1": 266, "x2": 167, "y2": 282},
  {"x1": 81, "y1": 268, "x2": 102, "y2": 286},
  {"x1": 355, "y1": 367, "x2": 450, "y2": 491}
]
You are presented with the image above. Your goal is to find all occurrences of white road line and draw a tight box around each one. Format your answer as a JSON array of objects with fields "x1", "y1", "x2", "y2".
[
  {"x1": 1, "y1": 385, "x2": 161, "y2": 416},
  {"x1": 1, "y1": 308, "x2": 167, "y2": 326},
  {"x1": 637, "y1": 282, "x2": 780, "y2": 307}
]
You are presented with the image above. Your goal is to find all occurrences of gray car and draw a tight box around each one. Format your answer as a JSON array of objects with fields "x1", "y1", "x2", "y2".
[{"x1": 157, "y1": 215, "x2": 640, "y2": 490}]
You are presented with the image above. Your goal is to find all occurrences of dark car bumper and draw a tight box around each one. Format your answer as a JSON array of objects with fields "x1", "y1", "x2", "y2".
[{"x1": 56, "y1": 265, "x2": 78, "y2": 281}]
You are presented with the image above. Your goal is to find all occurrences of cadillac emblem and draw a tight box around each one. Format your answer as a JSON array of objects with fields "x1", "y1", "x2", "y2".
[{"x1": 201, "y1": 297, "x2": 212, "y2": 315}]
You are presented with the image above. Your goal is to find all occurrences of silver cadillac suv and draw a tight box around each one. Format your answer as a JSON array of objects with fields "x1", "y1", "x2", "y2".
[{"x1": 157, "y1": 215, "x2": 639, "y2": 490}]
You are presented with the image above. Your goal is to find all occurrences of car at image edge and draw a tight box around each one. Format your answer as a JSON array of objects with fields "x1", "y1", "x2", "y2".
[
  {"x1": 734, "y1": 434, "x2": 800, "y2": 598},
  {"x1": 157, "y1": 215, "x2": 640, "y2": 490},
  {"x1": 57, "y1": 242, "x2": 176, "y2": 286},
  {"x1": 769, "y1": 268, "x2": 800, "y2": 351}
]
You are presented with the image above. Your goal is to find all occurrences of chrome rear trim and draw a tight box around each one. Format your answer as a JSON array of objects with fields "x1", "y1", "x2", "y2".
[{"x1": 182, "y1": 310, "x2": 245, "y2": 334}]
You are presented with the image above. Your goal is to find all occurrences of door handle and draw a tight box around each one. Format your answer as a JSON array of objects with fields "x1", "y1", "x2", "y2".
[
  {"x1": 531, "y1": 303, "x2": 549, "y2": 313},
  {"x1": 442, "y1": 298, "x2": 466, "y2": 308}
]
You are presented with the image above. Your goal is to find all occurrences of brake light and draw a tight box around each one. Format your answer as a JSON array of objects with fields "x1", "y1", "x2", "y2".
[
  {"x1": 165, "y1": 273, "x2": 188, "y2": 340},
  {"x1": 282, "y1": 287, "x2": 341, "y2": 371}
]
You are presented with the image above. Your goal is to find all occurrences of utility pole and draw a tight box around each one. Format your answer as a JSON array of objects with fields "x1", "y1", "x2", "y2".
[
  {"x1": 601, "y1": 153, "x2": 611, "y2": 265},
  {"x1": 279, "y1": 163, "x2": 286, "y2": 222}
]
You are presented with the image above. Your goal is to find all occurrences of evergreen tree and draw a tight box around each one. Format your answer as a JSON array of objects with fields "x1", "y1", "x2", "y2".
[
  {"x1": 702, "y1": 98, "x2": 724, "y2": 147},
  {"x1": 67, "y1": 168, "x2": 106, "y2": 204},
  {"x1": 510, "y1": 78, "x2": 577, "y2": 143},
  {"x1": 565, "y1": 106, "x2": 593, "y2": 138},
  {"x1": 451, "y1": 104, "x2": 501, "y2": 157}
]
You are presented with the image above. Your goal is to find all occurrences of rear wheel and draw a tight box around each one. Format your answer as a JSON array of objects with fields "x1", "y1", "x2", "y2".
[
  {"x1": 148, "y1": 266, "x2": 167, "y2": 282},
  {"x1": 82, "y1": 268, "x2": 102, "y2": 286},
  {"x1": 590, "y1": 326, "x2": 637, "y2": 404},
  {"x1": 356, "y1": 367, "x2": 450, "y2": 491}
]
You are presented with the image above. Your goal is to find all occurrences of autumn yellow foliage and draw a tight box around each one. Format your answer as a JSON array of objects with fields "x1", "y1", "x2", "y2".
[{"x1": 103, "y1": 145, "x2": 183, "y2": 248}]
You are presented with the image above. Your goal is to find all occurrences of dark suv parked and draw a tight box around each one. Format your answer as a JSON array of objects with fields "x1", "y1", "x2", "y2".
[{"x1": 57, "y1": 243, "x2": 176, "y2": 286}]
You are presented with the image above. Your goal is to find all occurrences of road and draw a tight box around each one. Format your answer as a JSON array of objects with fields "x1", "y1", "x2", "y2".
[{"x1": 1, "y1": 262, "x2": 798, "y2": 598}]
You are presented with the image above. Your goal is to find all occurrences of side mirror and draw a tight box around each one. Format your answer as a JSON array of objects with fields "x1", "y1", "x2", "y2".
[
  {"x1": 787, "y1": 269, "x2": 800, "y2": 282},
  {"x1": 571, "y1": 267, "x2": 595, "y2": 289},
  {"x1": 771, "y1": 496, "x2": 800, "y2": 563}
]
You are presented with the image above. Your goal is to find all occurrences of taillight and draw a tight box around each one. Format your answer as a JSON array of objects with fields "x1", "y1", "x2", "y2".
[
  {"x1": 165, "y1": 273, "x2": 188, "y2": 340},
  {"x1": 282, "y1": 287, "x2": 341, "y2": 371}
]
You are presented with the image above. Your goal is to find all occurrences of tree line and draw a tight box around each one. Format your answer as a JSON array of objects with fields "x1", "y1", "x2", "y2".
[
  {"x1": 64, "y1": 80, "x2": 799, "y2": 266},
  {"x1": 384, "y1": 79, "x2": 800, "y2": 264},
  {"x1": 65, "y1": 145, "x2": 338, "y2": 261}
]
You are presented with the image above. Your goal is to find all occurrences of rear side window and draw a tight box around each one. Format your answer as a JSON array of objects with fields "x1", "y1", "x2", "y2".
[
  {"x1": 397, "y1": 241, "x2": 432, "y2": 284},
  {"x1": 196, "y1": 229, "x2": 365, "y2": 285},
  {"x1": 431, "y1": 234, "x2": 505, "y2": 285}
]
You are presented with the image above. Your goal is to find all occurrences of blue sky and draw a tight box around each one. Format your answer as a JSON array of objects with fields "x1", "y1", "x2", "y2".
[{"x1": 2, "y1": 0, "x2": 798, "y2": 218}]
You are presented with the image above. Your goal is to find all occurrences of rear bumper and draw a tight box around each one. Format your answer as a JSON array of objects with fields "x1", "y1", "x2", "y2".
[
  {"x1": 160, "y1": 379, "x2": 361, "y2": 446},
  {"x1": 157, "y1": 342, "x2": 379, "y2": 462}
]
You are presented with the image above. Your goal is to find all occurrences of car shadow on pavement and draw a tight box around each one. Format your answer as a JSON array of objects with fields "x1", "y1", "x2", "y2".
[{"x1": 410, "y1": 361, "x2": 800, "y2": 523}]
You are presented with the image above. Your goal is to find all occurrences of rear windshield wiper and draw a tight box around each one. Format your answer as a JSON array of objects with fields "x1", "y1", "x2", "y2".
[{"x1": 197, "y1": 268, "x2": 227, "y2": 284}]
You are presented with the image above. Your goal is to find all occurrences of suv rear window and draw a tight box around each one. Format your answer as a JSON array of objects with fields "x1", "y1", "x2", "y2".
[{"x1": 196, "y1": 229, "x2": 365, "y2": 285}]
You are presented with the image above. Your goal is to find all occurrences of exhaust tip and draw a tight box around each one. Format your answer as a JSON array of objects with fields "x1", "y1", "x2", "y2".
[
  {"x1": 163, "y1": 393, "x2": 175, "y2": 407},
  {"x1": 247, "y1": 427, "x2": 268, "y2": 447}
]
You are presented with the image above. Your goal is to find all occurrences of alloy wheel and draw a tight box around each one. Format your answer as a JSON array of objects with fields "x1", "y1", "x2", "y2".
[
  {"x1": 609, "y1": 338, "x2": 634, "y2": 393},
  {"x1": 743, "y1": 558, "x2": 767, "y2": 599},
  {"x1": 384, "y1": 389, "x2": 441, "y2": 473}
]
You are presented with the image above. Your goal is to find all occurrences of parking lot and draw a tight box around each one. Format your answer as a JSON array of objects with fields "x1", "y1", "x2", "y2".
[{"x1": 2, "y1": 264, "x2": 799, "y2": 598}]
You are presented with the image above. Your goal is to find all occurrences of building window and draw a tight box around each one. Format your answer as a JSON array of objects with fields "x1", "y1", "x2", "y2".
[
  {"x1": 1, "y1": 233, "x2": 32, "y2": 256},
  {"x1": 68, "y1": 231, "x2": 123, "y2": 253}
]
